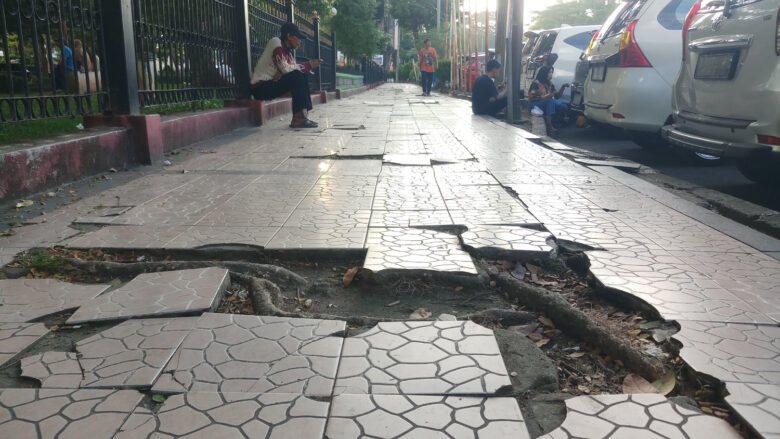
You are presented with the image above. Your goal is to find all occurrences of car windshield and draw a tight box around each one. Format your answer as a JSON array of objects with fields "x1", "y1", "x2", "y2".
[
  {"x1": 601, "y1": 0, "x2": 648, "y2": 39},
  {"x1": 531, "y1": 32, "x2": 558, "y2": 57}
]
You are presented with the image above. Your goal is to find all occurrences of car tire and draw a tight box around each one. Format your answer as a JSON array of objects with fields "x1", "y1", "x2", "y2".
[
  {"x1": 737, "y1": 159, "x2": 780, "y2": 185},
  {"x1": 629, "y1": 130, "x2": 667, "y2": 149}
]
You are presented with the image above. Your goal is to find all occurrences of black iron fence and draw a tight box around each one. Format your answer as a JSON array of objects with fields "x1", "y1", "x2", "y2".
[
  {"x1": 0, "y1": 0, "x2": 109, "y2": 122},
  {"x1": 363, "y1": 59, "x2": 386, "y2": 85},
  {"x1": 2, "y1": 0, "x2": 353, "y2": 123}
]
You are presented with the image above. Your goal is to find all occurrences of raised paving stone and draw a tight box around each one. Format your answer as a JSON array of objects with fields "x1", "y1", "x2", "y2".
[
  {"x1": 0, "y1": 279, "x2": 109, "y2": 323},
  {"x1": 0, "y1": 388, "x2": 142, "y2": 439},
  {"x1": 21, "y1": 352, "x2": 82, "y2": 388},
  {"x1": 265, "y1": 225, "x2": 367, "y2": 249},
  {"x1": 116, "y1": 392, "x2": 329, "y2": 439},
  {"x1": 725, "y1": 382, "x2": 780, "y2": 438},
  {"x1": 460, "y1": 225, "x2": 553, "y2": 259},
  {"x1": 0, "y1": 322, "x2": 48, "y2": 366},
  {"x1": 326, "y1": 394, "x2": 530, "y2": 439},
  {"x1": 369, "y1": 210, "x2": 454, "y2": 228},
  {"x1": 153, "y1": 313, "x2": 345, "y2": 396},
  {"x1": 538, "y1": 394, "x2": 741, "y2": 439},
  {"x1": 65, "y1": 225, "x2": 189, "y2": 249},
  {"x1": 674, "y1": 321, "x2": 780, "y2": 385},
  {"x1": 67, "y1": 268, "x2": 229, "y2": 324},
  {"x1": 335, "y1": 321, "x2": 510, "y2": 395},
  {"x1": 364, "y1": 228, "x2": 477, "y2": 274}
]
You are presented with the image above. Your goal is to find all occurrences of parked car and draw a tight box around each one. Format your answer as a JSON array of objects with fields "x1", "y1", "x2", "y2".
[
  {"x1": 662, "y1": 0, "x2": 780, "y2": 184},
  {"x1": 583, "y1": 0, "x2": 698, "y2": 147},
  {"x1": 522, "y1": 25, "x2": 601, "y2": 103}
]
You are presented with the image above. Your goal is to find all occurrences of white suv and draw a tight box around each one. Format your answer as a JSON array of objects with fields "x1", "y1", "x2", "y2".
[
  {"x1": 662, "y1": 0, "x2": 780, "y2": 184},
  {"x1": 584, "y1": 0, "x2": 698, "y2": 147}
]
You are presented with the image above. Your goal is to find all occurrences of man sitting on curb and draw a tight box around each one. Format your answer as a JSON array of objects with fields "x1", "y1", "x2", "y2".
[
  {"x1": 472, "y1": 60, "x2": 507, "y2": 117},
  {"x1": 250, "y1": 22, "x2": 322, "y2": 128}
]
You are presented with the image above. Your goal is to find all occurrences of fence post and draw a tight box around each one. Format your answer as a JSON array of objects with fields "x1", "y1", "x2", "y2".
[
  {"x1": 285, "y1": 0, "x2": 295, "y2": 23},
  {"x1": 234, "y1": 0, "x2": 252, "y2": 98},
  {"x1": 313, "y1": 12, "x2": 322, "y2": 91},
  {"x1": 101, "y1": 0, "x2": 140, "y2": 115},
  {"x1": 331, "y1": 31, "x2": 338, "y2": 91}
]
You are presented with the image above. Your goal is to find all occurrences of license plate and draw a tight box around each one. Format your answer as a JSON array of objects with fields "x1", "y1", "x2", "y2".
[
  {"x1": 590, "y1": 63, "x2": 606, "y2": 82},
  {"x1": 695, "y1": 51, "x2": 738, "y2": 80}
]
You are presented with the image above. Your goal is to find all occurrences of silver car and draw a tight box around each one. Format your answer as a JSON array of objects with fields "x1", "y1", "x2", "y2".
[{"x1": 662, "y1": 0, "x2": 780, "y2": 184}]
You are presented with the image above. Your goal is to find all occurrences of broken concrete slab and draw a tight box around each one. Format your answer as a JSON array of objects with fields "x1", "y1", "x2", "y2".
[
  {"x1": 574, "y1": 158, "x2": 642, "y2": 172},
  {"x1": 0, "y1": 322, "x2": 49, "y2": 366},
  {"x1": 460, "y1": 225, "x2": 554, "y2": 259},
  {"x1": 725, "y1": 382, "x2": 780, "y2": 439},
  {"x1": 335, "y1": 321, "x2": 511, "y2": 395},
  {"x1": 364, "y1": 228, "x2": 477, "y2": 274},
  {"x1": 382, "y1": 154, "x2": 432, "y2": 166},
  {"x1": 21, "y1": 352, "x2": 82, "y2": 388},
  {"x1": 0, "y1": 279, "x2": 109, "y2": 323},
  {"x1": 67, "y1": 267, "x2": 229, "y2": 324}
]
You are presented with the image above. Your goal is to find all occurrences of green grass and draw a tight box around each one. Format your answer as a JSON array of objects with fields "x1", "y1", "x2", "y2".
[
  {"x1": 141, "y1": 99, "x2": 225, "y2": 116},
  {"x1": 336, "y1": 72, "x2": 363, "y2": 80},
  {"x1": 0, "y1": 116, "x2": 83, "y2": 144}
]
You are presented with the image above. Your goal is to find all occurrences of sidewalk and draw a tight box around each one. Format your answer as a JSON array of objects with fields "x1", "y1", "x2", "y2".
[{"x1": 0, "y1": 84, "x2": 778, "y2": 438}]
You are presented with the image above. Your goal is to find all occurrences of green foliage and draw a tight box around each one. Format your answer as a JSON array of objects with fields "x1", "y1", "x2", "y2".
[
  {"x1": 0, "y1": 117, "x2": 83, "y2": 145},
  {"x1": 331, "y1": 0, "x2": 385, "y2": 59},
  {"x1": 397, "y1": 62, "x2": 413, "y2": 82},
  {"x1": 530, "y1": 0, "x2": 621, "y2": 30},
  {"x1": 400, "y1": 27, "x2": 448, "y2": 64},
  {"x1": 390, "y1": 0, "x2": 438, "y2": 34},
  {"x1": 295, "y1": 0, "x2": 334, "y2": 16},
  {"x1": 436, "y1": 59, "x2": 451, "y2": 85}
]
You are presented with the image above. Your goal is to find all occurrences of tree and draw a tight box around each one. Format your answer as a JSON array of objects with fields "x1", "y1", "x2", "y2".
[
  {"x1": 529, "y1": 0, "x2": 620, "y2": 30},
  {"x1": 331, "y1": 0, "x2": 386, "y2": 59},
  {"x1": 390, "y1": 0, "x2": 438, "y2": 34}
]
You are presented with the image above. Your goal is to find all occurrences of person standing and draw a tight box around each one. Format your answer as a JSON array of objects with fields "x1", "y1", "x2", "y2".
[
  {"x1": 472, "y1": 60, "x2": 507, "y2": 116},
  {"x1": 250, "y1": 22, "x2": 323, "y2": 128},
  {"x1": 418, "y1": 39, "x2": 438, "y2": 96}
]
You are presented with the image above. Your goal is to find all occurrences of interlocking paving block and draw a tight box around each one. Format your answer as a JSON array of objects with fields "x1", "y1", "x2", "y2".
[
  {"x1": 0, "y1": 279, "x2": 109, "y2": 323},
  {"x1": 364, "y1": 228, "x2": 477, "y2": 274},
  {"x1": 67, "y1": 268, "x2": 230, "y2": 324},
  {"x1": 0, "y1": 322, "x2": 48, "y2": 366},
  {"x1": 326, "y1": 394, "x2": 530, "y2": 439},
  {"x1": 460, "y1": 225, "x2": 553, "y2": 258},
  {"x1": 448, "y1": 207, "x2": 540, "y2": 226},
  {"x1": 265, "y1": 225, "x2": 368, "y2": 249},
  {"x1": 152, "y1": 313, "x2": 346, "y2": 396},
  {"x1": 674, "y1": 321, "x2": 780, "y2": 384},
  {"x1": 586, "y1": 248, "x2": 703, "y2": 280},
  {"x1": 65, "y1": 225, "x2": 188, "y2": 249},
  {"x1": 725, "y1": 382, "x2": 780, "y2": 438},
  {"x1": 335, "y1": 321, "x2": 510, "y2": 394},
  {"x1": 373, "y1": 183, "x2": 446, "y2": 211},
  {"x1": 21, "y1": 352, "x2": 82, "y2": 388},
  {"x1": 165, "y1": 226, "x2": 279, "y2": 249},
  {"x1": 369, "y1": 210, "x2": 454, "y2": 228},
  {"x1": 538, "y1": 394, "x2": 741, "y2": 439},
  {"x1": 0, "y1": 388, "x2": 143, "y2": 439},
  {"x1": 116, "y1": 392, "x2": 329, "y2": 439}
]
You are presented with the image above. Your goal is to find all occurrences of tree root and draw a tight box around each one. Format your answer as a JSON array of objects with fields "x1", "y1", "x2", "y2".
[
  {"x1": 492, "y1": 271, "x2": 665, "y2": 380},
  {"x1": 467, "y1": 309, "x2": 537, "y2": 326}
]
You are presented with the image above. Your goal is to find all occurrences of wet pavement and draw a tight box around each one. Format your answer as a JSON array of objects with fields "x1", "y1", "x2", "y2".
[{"x1": 0, "y1": 84, "x2": 779, "y2": 438}]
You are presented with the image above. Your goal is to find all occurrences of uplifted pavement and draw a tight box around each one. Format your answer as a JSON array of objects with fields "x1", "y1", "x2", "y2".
[{"x1": 1, "y1": 84, "x2": 779, "y2": 438}]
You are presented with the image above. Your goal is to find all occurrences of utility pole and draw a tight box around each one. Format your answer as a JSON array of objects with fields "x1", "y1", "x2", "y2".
[
  {"x1": 437, "y1": 0, "x2": 441, "y2": 28},
  {"x1": 506, "y1": 0, "x2": 523, "y2": 123}
]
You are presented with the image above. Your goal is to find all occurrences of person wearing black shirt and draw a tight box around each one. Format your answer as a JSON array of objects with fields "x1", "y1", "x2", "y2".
[{"x1": 472, "y1": 60, "x2": 507, "y2": 116}]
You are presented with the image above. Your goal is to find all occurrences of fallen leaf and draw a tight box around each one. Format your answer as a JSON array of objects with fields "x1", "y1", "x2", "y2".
[
  {"x1": 15, "y1": 200, "x2": 34, "y2": 208},
  {"x1": 535, "y1": 338, "x2": 550, "y2": 347},
  {"x1": 508, "y1": 323, "x2": 538, "y2": 336},
  {"x1": 627, "y1": 329, "x2": 641, "y2": 337},
  {"x1": 622, "y1": 373, "x2": 659, "y2": 394},
  {"x1": 527, "y1": 333, "x2": 544, "y2": 342},
  {"x1": 109, "y1": 278, "x2": 122, "y2": 286},
  {"x1": 152, "y1": 394, "x2": 167, "y2": 403},
  {"x1": 342, "y1": 267, "x2": 359, "y2": 286},
  {"x1": 454, "y1": 286, "x2": 463, "y2": 292},
  {"x1": 510, "y1": 264, "x2": 525, "y2": 279},
  {"x1": 651, "y1": 370, "x2": 676, "y2": 395},
  {"x1": 577, "y1": 385, "x2": 591, "y2": 394},
  {"x1": 303, "y1": 299, "x2": 313, "y2": 309},
  {"x1": 0, "y1": 229, "x2": 15, "y2": 237},
  {"x1": 409, "y1": 307, "x2": 432, "y2": 320},
  {"x1": 50, "y1": 325, "x2": 59, "y2": 332},
  {"x1": 568, "y1": 352, "x2": 586, "y2": 358},
  {"x1": 385, "y1": 300, "x2": 400, "y2": 307},
  {"x1": 538, "y1": 316, "x2": 555, "y2": 328}
]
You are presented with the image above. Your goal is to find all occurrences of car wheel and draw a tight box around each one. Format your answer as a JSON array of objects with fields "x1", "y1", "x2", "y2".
[
  {"x1": 737, "y1": 159, "x2": 780, "y2": 185},
  {"x1": 629, "y1": 130, "x2": 667, "y2": 149}
]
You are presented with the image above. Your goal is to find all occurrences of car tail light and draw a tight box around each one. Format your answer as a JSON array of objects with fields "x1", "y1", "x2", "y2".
[
  {"x1": 619, "y1": 21, "x2": 651, "y2": 67},
  {"x1": 683, "y1": 1, "x2": 702, "y2": 60},
  {"x1": 758, "y1": 135, "x2": 780, "y2": 145},
  {"x1": 587, "y1": 31, "x2": 600, "y2": 56},
  {"x1": 613, "y1": 113, "x2": 626, "y2": 119}
]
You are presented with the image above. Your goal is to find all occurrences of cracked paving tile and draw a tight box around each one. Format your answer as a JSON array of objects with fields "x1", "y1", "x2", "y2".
[
  {"x1": 0, "y1": 388, "x2": 142, "y2": 439},
  {"x1": 0, "y1": 322, "x2": 49, "y2": 366},
  {"x1": 326, "y1": 160, "x2": 383, "y2": 176},
  {"x1": 586, "y1": 248, "x2": 701, "y2": 280},
  {"x1": 383, "y1": 154, "x2": 432, "y2": 166},
  {"x1": 165, "y1": 226, "x2": 279, "y2": 249},
  {"x1": 21, "y1": 352, "x2": 82, "y2": 388},
  {"x1": 152, "y1": 313, "x2": 345, "y2": 396},
  {"x1": 265, "y1": 225, "x2": 367, "y2": 249},
  {"x1": 673, "y1": 321, "x2": 780, "y2": 385},
  {"x1": 334, "y1": 321, "x2": 510, "y2": 395},
  {"x1": 368, "y1": 210, "x2": 454, "y2": 228},
  {"x1": 115, "y1": 392, "x2": 329, "y2": 439},
  {"x1": 364, "y1": 228, "x2": 477, "y2": 274},
  {"x1": 0, "y1": 279, "x2": 109, "y2": 323},
  {"x1": 725, "y1": 382, "x2": 780, "y2": 438},
  {"x1": 271, "y1": 158, "x2": 333, "y2": 174},
  {"x1": 434, "y1": 171, "x2": 499, "y2": 186},
  {"x1": 326, "y1": 394, "x2": 530, "y2": 439},
  {"x1": 372, "y1": 184, "x2": 446, "y2": 211},
  {"x1": 67, "y1": 268, "x2": 229, "y2": 324},
  {"x1": 65, "y1": 226, "x2": 189, "y2": 249},
  {"x1": 448, "y1": 206, "x2": 539, "y2": 226},
  {"x1": 296, "y1": 195, "x2": 375, "y2": 211},
  {"x1": 460, "y1": 225, "x2": 553, "y2": 259},
  {"x1": 491, "y1": 171, "x2": 559, "y2": 186},
  {"x1": 538, "y1": 394, "x2": 741, "y2": 438}
]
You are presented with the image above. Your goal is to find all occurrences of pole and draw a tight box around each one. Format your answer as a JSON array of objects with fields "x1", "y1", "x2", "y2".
[
  {"x1": 331, "y1": 31, "x2": 337, "y2": 91},
  {"x1": 102, "y1": 0, "x2": 140, "y2": 115},
  {"x1": 485, "y1": 0, "x2": 489, "y2": 62},
  {"x1": 285, "y1": 0, "x2": 295, "y2": 23},
  {"x1": 437, "y1": 0, "x2": 441, "y2": 28},
  {"x1": 313, "y1": 12, "x2": 322, "y2": 91},
  {"x1": 507, "y1": 0, "x2": 523, "y2": 123}
]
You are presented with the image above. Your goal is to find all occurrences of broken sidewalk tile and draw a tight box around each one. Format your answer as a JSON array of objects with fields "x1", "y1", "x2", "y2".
[
  {"x1": 115, "y1": 392, "x2": 329, "y2": 439},
  {"x1": 0, "y1": 388, "x2": 142, "y2": 439},
  {"x1": 673, "y1": 321, "x2": 780, "y2": 385},
  {"x1": 325, "y1": 394, "x2": 530, "y2": 439},
  {"x1": 164, "y1": 226, "x2": 279, "y2": 249},
  {"x1": 585, "y1": 248, "x2": 704, "y2": 281},
  {"x1": 448, "y1": 207, "x2": 540, "y2": 226},
  {"x1": 460, "y1": 225, "x2": 554, "y2": 259},
  {"x1": 152, "y1": 313, "x2": 345, "y2": 396},
  {"x1": 21, "y1": 352, "x2": 82, "y2": 388},
  {"x1": 0, "y1": 322, "x2": 49, "y2": 366},
  {"x1": 573, "y1": 158, "x2": 642, "y2": 172},
  {"x1": 284, "y1": 206, "x2": 372, "y2": 228},
  {"x1": 0, "y1": 279, "x2": 109, "y2": 323},
  {"x1": 334, "y1": 321, "x2": 510, "y2": 395},
  {"x1": 368, "y1": 210, "x2": 454, "y2": 228},
  {"x1": 270, "y1": 158, "x2": 333, "y2": 174},
  {"x1": 64, "y1": 225, "x2": 189, "y2": 249},
  {"x1": 537, "y1": 394, "x2": 741, "y2": 438},
  {"x1": 724, "y1": 382, "x2": 780, "y2": 438},
  {"x1": 67, "y1": 267, "x2": 229, "y2": 324},
  {"x1": 265, "y1": 225, "x2": 368, "y2": 249},
  {"x1": 363, "y1": 228, "x2": 477, "y2": 274}
]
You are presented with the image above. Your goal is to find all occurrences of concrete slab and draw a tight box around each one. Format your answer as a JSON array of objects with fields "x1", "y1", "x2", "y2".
[
  {"x1": 364, "y1": 228, "x2": 477, "y2": 274},
  {"x1": 461, "y1": 225, "x2": 554, "y2": 259},
  {"x1": 725, "y1": 382, "x2": 780, "y2": 438},
  {"x1": 20, "y1": 352, "x2": 82, "y2": 388},
  {"x1": 0, "y1": 322, "x2": 48, "y2": 366},
  {"x1": 0, "y1": 279, "x2": 109, "y2": 323}
]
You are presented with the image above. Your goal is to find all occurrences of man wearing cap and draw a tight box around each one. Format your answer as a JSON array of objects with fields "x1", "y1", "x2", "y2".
[{"x1": 250, "y1": 22, "x2": 323, "y2": 128}]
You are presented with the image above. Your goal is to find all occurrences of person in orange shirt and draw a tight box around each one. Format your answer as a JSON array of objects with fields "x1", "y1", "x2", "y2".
[{"x1": 418, "y1": 39, "x2": 438, "y2": 96}]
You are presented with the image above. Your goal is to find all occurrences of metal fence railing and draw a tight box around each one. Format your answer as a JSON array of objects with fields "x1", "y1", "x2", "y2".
[
  {"x1": 319, "y1": 29, "x2": 334, "y2": 91},
  {"x1": 248, "y1": 0, "x2": 286, "y2": 68},
  {"x1": 0, "y1": 0, "x2": 110, "y2": 122}
]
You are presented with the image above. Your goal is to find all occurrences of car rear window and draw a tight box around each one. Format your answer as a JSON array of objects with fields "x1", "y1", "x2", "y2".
[
  {"x1": 563, "y1": 31, "x2": 596, "y2": 51},
  {"x1": 601, "y1": 0, "x2": 648, "y2": 39},
  {"x1": 522, "y1": 36, "x2": 539, "y2": 55},
  {"x1": 531, "y1": 32, "x2": 558, "y2": 57},
  {"x1": 657, "y1": 0, "x2": 698, "y2": 29}
]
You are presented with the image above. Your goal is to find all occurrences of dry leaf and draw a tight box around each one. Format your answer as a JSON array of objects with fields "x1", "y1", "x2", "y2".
[
  {"x1": 342, "y1": 267, "x2": 359, "y2": 286},
  {"x1": 409, "y1": 308, "x2": 432, "y2": 320},
  {"x1": 303, "y1": 299, "x2": 313, "y2": 309},
  {"x1": 627, "y1": 329, "x2": 641, "y2": 337},
  {"x1": 568, "y1": 352, "x2": 585, "y2": 358},
  {"x1": 528, "y1": 333, "x2": 544, "y2": 341},
  {"x1": 15, "y1": 200, "x2": 34, "y2": 208},
  {"x1": 651, "y1": 370, "x2": 676, "y2": 395},
  {"x1": 535, "y1": 338, "x2": 550, "y2": 347},
  {"x1": 577, "y1": 385, "x2": 591, "y2": 394},
  {"x1": 385, "y1": 300, "x2": 400, "y2": 307},
  {"x1": 454, "y1": 286, "x2": 464, "y2": 292},
  {"x1": 622, "y1": 373, "x2": 659, "y2": 394},
  {"x1": 538, "y1": 316, "x2": 555, "y2": 328}
]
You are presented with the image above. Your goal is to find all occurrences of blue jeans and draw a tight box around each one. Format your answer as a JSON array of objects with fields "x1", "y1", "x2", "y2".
[
  {"x1": 421, "y1": 71, "x2": 433, "y2": 94},
  {"x1": 529, "y1": 99, "x2": 567, "y2": 116}
]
